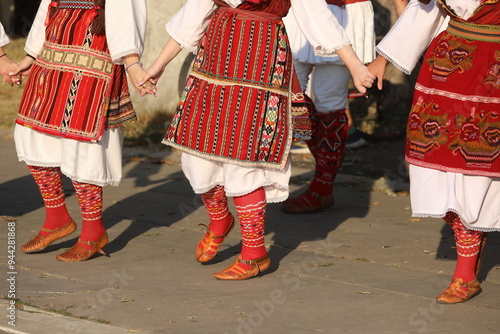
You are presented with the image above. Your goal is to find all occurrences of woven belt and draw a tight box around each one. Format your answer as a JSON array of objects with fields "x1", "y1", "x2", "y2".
[
  {"x1": 58, "y1": 1, "x2": 95, "y2": 10},
  {"x1": 447, "y1": 19, "x2": 500, "y2": 43},
  {"x1": 217, "y1": 5, "x2": 281, "y2": 23}
]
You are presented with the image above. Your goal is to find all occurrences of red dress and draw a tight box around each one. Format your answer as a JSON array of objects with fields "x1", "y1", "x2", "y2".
[
  {"x1": 406, "y1": 0, "x2": 500, "y2": 177},
  {"x1": 164, "y1": 0, "x2": 310, "y2": 170}
]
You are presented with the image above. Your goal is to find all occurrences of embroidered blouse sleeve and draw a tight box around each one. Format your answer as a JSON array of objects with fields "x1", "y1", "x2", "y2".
[
  {"x1": 0, "y1": 23, "x2": 9, "y2": 47},
  {"x1": 24, "y1": 0, "x2": 51, "y2": 57},
  {"x1": 106, "y1": 0, "x2": 147, "y2": 64},
  {"x1": 166, "y1": 0, "x2": 218, "y2": 53},
  {"x1": 376, "y1": 0, "x2": 447, "y2": 74},
  {"x1": 290, "y1": 0, "x2": 351, "y2": 57}
]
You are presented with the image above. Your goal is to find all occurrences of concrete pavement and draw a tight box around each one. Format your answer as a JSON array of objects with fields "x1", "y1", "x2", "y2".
[{"x1": 0, "y1": 135, "x2": 499, "y2": 334}]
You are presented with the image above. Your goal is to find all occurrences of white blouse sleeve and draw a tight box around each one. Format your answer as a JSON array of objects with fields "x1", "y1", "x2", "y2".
[
  {"x1": 106, "y1": 0, "x2": 147, "y2": 64},
  {"x1": 0, "y1": 23, "x2": 9, "y2": 47},
  {"x1": 25, "y1": 0, "x2": 51, "y2": 57},
  {"x1": 166, "y1": 0, "x2": 218, "y2": 53},
  {"x1": 290, "y1": 0, "x2": 351, "y2": 56},
  {"x1": 376, "y1": 0, "x2": 447, "y2": 74}
]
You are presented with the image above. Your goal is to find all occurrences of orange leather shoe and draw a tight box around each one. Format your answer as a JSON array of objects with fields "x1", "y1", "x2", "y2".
[
  {"x1": 436, "y1": 278, "x2": 481, "y2": 304},
  {"x1": 281, "y1": 190, "x2": 334, "y2": 214},
  {"x1": 21, "y1": 220, "x2": 77, "y2": 253},
  {"x1": 213, "y1": 254, "x2": 270, "y2": 280},
  {"x1": 56, "y1": 233, "x2": 108, "y2": 262},
  {"x1": 195, "y1": 215, "x2": 235, "y2": 263}
]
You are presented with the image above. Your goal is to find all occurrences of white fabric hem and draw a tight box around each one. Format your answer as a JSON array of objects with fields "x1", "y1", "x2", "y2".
[
  {"x1": 14, "y1": 125, "x2": 124, "y2": 188},
  {"x1": 313, "y1": 42, "x2": 351, "y2": 58},
  {"x1": 0, "y1": 38, "x2": 9, "y2": 47},
  {"x1": 24, "y1": 46, "x2": 39, "y2": 58},
  {"x1": 191, "y1": 181, "x2": 289, "y2": 202},
  {"x1": 60, "y1": 173, "x2": 120, "y2": 187},
  {"x1": 412, "y1": 212, "x2": 500, "y2": 232},
  {"x1": 112, "y1": 49, "x2": 143, "y2": 64},
  {"x1": 376, "y1": 47, "x2": 411, "y2": 75},
  {"x1": 409, "y1": 164, "x2": 500, "y2": 232},
  {"x1": 181, "y1": 153, "x2": 291, "y2": 203},
  {"x1": 17, "y1": 156, "x2": 121, "y2": 187}
]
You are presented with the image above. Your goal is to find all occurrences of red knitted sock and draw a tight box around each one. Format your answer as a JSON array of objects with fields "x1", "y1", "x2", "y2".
[
  {"x1": 72, "y1": 181, "x2": 105, "y2": 250},
  {"x1": 231, "y1": 187, "x2": 267, "y2": 272},
  {"x1": 201, "y1": 185, "x2": 232, "y2": 234},
  {"x1": 28, "y1": 166, "x2": 72, "y2": 236},
  {"x1": 307, "y1": 110, "x2": 348, "y2": 198},
  {"x1": 444, "y1": 212, "x2": 483, "y2": 282}
]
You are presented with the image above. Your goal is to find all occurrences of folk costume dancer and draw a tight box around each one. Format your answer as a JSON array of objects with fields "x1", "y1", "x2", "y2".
[
  {"x1": 0, "y1": 23, "x2": 16, "y2": 85},
  {"x1": 12, "y1": 0, "x2": 150, "y2": 261},
  {"x1": 141, "y1": 0, "x2": 375, "y2": 280},
  {"x1": 369, "y1": 0, "x2": 500, "y2": 303},
  {"x1": 282, "y1": 0, "x2": 375, "y2": 213}
]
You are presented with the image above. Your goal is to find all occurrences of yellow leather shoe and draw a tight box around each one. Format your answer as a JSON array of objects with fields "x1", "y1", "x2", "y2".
[
  {"x1": 21, "y1": 220, "x2": 77, "y2": 253},
  {"x1": 213, "y1": 254, "x2": 270, "y2": 280}
]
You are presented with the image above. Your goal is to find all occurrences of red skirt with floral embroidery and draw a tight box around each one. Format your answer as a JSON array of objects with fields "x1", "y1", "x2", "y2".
[{"x1": 406, "y1": 21, "x2": 500, "y2": 177}]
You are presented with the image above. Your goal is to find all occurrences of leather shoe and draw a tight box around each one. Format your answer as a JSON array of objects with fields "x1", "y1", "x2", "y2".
[
  {"x1": 436, "y1": 278, "x2": 481, "y2": 304},
  {"x1": 213, "y1": 254, "x2": 270, "y2": 280},
  {"x1": 56, "y1": 233, "x2": 108, "y2": 262},
  {"x1": 281, "y1": 190, "x2": 334, "y2": 214},
  {"x1": 21, "y1": 220, "x2": 77, "y2": 253},
  {"x1": 196, "y1": 215, "x2": 235, "y2": 262}
]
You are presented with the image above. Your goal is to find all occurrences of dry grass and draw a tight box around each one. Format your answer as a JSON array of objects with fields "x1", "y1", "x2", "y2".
[{"x1": 0, "y1": 38, "x2": 26, "y2": 135}]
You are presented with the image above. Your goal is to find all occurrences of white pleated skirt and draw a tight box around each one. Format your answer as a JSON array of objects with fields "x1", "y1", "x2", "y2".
[
  {"x1": 14, "y1": 124, "x2": 124, "y2": 187},
  {"x1": 181, "y1": 153, "x2": 291, "y2": 203},
  {"x1": 410, "y1": 164, "x2": 500, "y2": 232},
  {"x1": 284, "y1": 2, "x2": 376, "y2": 64}
]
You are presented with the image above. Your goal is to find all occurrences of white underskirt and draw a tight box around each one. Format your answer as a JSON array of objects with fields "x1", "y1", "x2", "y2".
[
  {"x1": 284, "y1": 2, "x2": 376, "y2": 64},
  {"x1": 14, "y1": 124, "x2": 124, "y2": 187},
  {"x1": 181, "y1": 153, "x2": 291, "y2": 203},
  {"x1": 410, "y1": 164, "x2": 500, "y2": 232}
]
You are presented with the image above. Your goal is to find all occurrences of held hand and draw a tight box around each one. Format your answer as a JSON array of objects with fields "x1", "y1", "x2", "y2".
[
  {"x1": 0, "y1": 55, "x2": 17, "y2": 86},
  {"x1": 9, "y1": 56, "x2": 35, "y2": 85},
  {"x1": 127, "y1": 64, "x2": 157, "y2": 96},
  {"x1": 139, "y1": 63, "x2": 165, "y2": 87},
  {"x1": 350, "y1": 63, "x2": 376, "y2": 94},
  {"x1": 367, "y1": 55, "x2": 388, "y2": 90}
]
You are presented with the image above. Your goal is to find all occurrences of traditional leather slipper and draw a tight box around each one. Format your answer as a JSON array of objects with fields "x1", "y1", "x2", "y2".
[
  {"x1": 436, "y1": 278, "x2": 481, "y2": 304},
  {"x1": 281, "y1": 189, "x2": 334, "y2": 214},
  {"x1": 56, "y1": 233, "x2": 108, "y2": 262},
  {"x1": 21, "y1": 220, "x2": 77, "y2": 253},
  {"x1": 195, "y1": 215, "x2": 235, "y2": 262},
  {"x1": 213, "y1": 254, "x2": 270, "y2": 280}
]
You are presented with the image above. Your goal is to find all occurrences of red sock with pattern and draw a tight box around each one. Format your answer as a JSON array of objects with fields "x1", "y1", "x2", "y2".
[
  {"x1": 28, "y1": 166, "x2": 72, "y2": 236},
  {"x1": 199, "y1": 185, "x2": 233, "y2": 256},
  {"x1": 306, "y1": 110, "x2": 348, "y2": 198},
  {"x1": 72, "y1": 181, "x2": 106, "y2": 250},
  {"x1": 444, "y1": 212, "x2": 483, "y2": 282},
  {"x1": 201, "y1": 185, "x2": 232, "y2": 234},
  {"x1": 232, "y1": 187, "x2": 267, "y2": 272}
]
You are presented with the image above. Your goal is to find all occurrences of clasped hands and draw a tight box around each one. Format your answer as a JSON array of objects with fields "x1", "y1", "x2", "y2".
[
  {"x1": 0, "y1": 53, "x2": 28, "y2": 86},
  {"x1": 0, "y1": 53, "x2": 158, "y2": 98}
]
